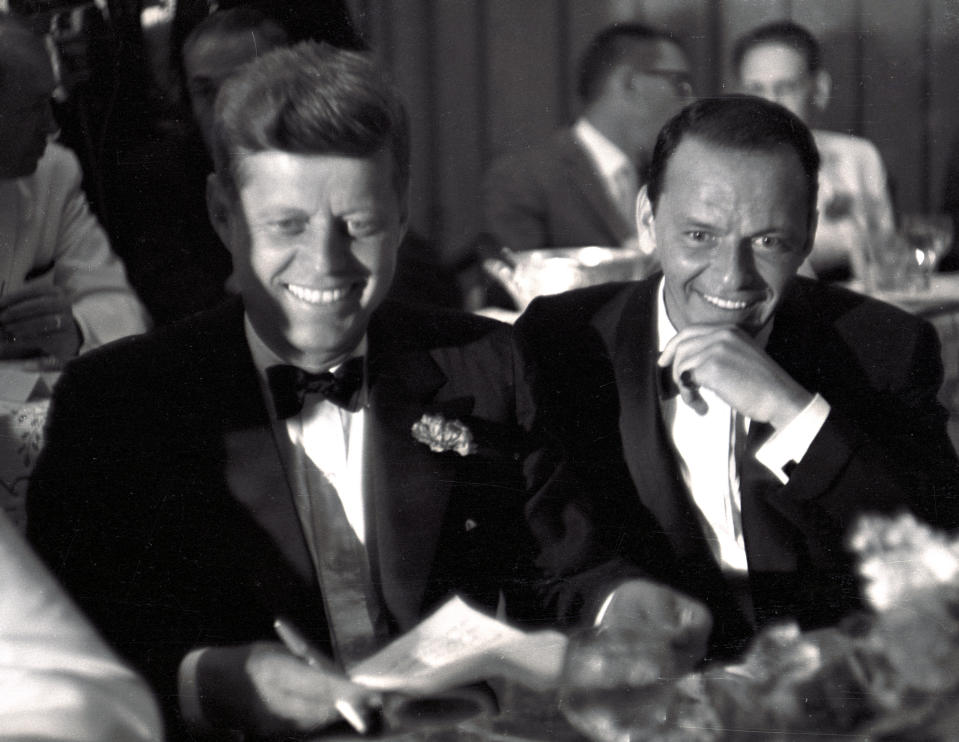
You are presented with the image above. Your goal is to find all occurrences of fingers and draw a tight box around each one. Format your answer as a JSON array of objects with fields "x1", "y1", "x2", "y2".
[{"x1": 0, "y1": 287, "x2": 79, "y2": 359}]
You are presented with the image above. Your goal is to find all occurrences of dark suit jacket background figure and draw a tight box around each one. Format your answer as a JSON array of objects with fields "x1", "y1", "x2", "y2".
[
  {"x1": 513, "y1": 274, "x2": 959, "y2": 658},
  {"x1": 27, "y1": 298, "x2": 541, "y2": 739},
  {"x1": 483, "y1": 130, "x2": 636, "y2": 251}
]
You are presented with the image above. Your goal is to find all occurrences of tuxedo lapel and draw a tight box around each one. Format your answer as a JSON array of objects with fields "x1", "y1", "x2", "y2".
[
  {"x1": 364, "y1": 342, "x2": 462, "y2": 631},
  {"x1": 595, "y1": 281, "x2": 710, "y2": 561},
  {"x1": 559, "y1": 133, "x2": 635, "y2": 245},
  {"x1": 197, "y1": 302, "x2": 326, "y2": 639}
]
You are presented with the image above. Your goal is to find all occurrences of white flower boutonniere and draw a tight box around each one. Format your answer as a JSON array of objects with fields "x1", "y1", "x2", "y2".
[{"x1": 411, "y1": 413, "x2": 477, "y2": 456}]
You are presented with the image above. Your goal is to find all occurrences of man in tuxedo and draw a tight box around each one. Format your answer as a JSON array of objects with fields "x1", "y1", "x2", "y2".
[
  {"x1": 28, "y1": 43, "x2": 544, "y2": 740},
  {"x1": 513, "y1": 96, "x2": 959, "y2": 658},
  {"x1": 483, "y1": 22, "x2": 691, "y2": 252}
]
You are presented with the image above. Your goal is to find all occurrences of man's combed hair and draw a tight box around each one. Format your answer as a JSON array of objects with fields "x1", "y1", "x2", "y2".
[
  {"x1": 646, "y1": 95, "x2": 821, "y2": 213},
  {"x1": 212, "y1": 42, "x2": 410, "y2": 194},
  {"x1": 576, "y1": 22, "x2": 681, "y2": 103},
  {"x1": 732, "y1": 20, "x2": 822, "y2": 74}
]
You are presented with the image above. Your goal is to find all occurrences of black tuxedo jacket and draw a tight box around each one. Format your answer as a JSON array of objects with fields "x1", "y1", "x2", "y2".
[
  {"x1": 27, "y1": 298, "x2": 541, "y2": 738},
  {"x1": 483, "y1": 129, "x2": 635, "y2": 251},
  {"x1": 513, "y1": 275, "x2": 959, "y2": 656}
]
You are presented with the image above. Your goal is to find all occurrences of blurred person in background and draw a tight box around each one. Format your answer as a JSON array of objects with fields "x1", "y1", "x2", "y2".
[
  {"x1": 483, "y1": 22, "x2": 692, "y2": 253},
  {"x1": 0, "y1": 14, "x2": 149, "y2": 360},
  {"x1": 734, "y1": 20, "x2": 896, "y2": 281}
]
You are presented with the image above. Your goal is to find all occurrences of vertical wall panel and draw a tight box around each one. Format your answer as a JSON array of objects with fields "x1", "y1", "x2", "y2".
[
  {"x1": 930, "y1": 0, "x2": 959, "y2": 212},
  {"x1": 433, "y1": 0, "x2": 486, "y2": 262},
  {"x1": 861, "y1": 0, "x2": 926, "y2": 213},
  {"x1": 485, "y1": 0, "x2": 563, "y2": 159},
  {"x1": 790, "y1": 0, "x2": 861, "y2": 134}
]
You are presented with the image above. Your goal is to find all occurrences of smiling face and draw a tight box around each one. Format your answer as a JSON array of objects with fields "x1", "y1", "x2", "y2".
[
  {"x1": 211, "y1": 148, "x2": 407, "y2": 370},
  {"x1": 641, "y1": 136, "x2": 814, "y2": 334}
]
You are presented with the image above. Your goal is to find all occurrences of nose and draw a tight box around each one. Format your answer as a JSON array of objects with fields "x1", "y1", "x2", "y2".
[
  {"x1": 296, "y1": 219, "x2": 361, "y2": 276},
  {"x1": 717, "y1": 238, "x2": 758, "y2": 290}
]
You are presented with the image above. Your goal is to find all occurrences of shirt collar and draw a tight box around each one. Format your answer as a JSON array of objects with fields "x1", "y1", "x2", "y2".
[
  {"x1": 573, "y1": 117, "x2": 632, "y2": 181},
  {"x1": 245, "y1": 315, "x2": 368, "y2": 416}
]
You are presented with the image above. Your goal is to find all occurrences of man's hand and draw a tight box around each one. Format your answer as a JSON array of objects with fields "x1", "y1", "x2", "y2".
[
  {"x1": 658, "y1": 325, "x2": 813, "y2": 429},
  {"x1": 195, "y1": 641, "x2": 378, "y2": 738},
  {"x1": 0, "y1": 284, "x2": 80, "y2": 360}
]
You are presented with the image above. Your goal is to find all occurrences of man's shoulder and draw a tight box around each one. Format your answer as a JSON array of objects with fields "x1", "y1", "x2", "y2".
[
  {"x1": 812, "y1": 129, "x2": 884, "y2": 167},
  {"x1": 517, "y1": 278, "x2": 651, "y2": 333},
  {"x1": 369, "y1": 300, "x2": 511, "y2": 354},
  {"x1": 61, "y1": 299, "x2": 246, "y2": 394},
  {"x1": 788, "y1": 277, "x2": 933, "y2": 344}
]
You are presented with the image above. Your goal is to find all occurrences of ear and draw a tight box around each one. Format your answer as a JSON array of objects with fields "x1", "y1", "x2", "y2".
[
  {"x1": 206, "y1": 173, "x2": 235, "y2": 253},
  {"x1": 812, "y1": 69, "x2": 831, "y2": 113},
  {"x1": 636, "y1": 184, "x2": 658, "y2": 257}
]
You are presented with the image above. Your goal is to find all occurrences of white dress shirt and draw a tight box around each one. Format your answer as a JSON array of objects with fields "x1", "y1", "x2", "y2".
[
  {"x1": 574, "y1": 118, "x2": 638, "y2": 228},
  {"x1": 656, "y1": 280, "x2": 831, "y2": 574}
]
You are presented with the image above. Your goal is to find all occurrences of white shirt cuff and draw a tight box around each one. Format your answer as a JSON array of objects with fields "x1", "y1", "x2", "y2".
[
  {"x1": 754, "y1": 393, "x2": 831, "y2": 484},
  {"x1": 178, "y1": 647, "x2": 210, "y2": 731}
]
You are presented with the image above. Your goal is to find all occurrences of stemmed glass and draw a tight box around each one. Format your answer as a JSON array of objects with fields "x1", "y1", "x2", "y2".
[
  {"x1": 900, "y1": 213, "x2": 955, "y2": 290},
  {"x1": 556, "y1": 580, "x2": 714, "y2": 742}
]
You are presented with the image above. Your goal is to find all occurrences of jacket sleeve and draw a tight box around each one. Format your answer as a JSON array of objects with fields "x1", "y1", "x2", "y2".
[{"x1": 48, "y1": 148, "x2": 152, "y2": 351}]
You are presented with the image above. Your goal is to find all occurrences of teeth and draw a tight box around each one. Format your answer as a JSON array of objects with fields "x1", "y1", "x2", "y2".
[
  {"x1": 701, "y1": 293, "x2": 750, "y2": 310},
  {"x1": 287, "y1": 284, "x2": 352, "y2": 305}
]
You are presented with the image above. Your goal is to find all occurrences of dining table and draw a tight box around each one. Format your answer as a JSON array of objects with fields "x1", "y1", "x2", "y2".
[{"x1": 0, "y1": 359, "x2": 60, "y2": 531}]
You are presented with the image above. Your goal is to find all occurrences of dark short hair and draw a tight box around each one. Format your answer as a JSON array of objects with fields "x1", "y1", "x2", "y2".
[
  {"x1": 645, "y1": 95, "x2": 820, "y2": 214},
  {"x1": 212, "y1": 42, "x2": 410, "y2": 197},
  {"x1": 732, "y1": 20, "x2": 822, "y2": 74},
  {"x1": 577, "y1": 22, "x2": 683, "y2": 103},
  {"x1": 183, "y1": 6, "x2": 289, "y2": 59}
]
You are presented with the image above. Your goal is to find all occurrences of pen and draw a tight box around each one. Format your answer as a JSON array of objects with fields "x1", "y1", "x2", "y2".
[{"x1": 273, "y1": 617, "x2": 372, "y2": 734}]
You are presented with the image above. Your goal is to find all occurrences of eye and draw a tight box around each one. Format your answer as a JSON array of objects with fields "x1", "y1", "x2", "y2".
[
  {"x1": 684, "y1": 230, "x2": 714, "y2": 245},
  {"x1": 269, "y1": 216, "x2": 308, "y2": 236},
  {"x1": 752, "y1": 234, "x2": 790, "y2": 252},
  {"x1": 346, "y1": 217, "x2": 382, "y2": 238}
]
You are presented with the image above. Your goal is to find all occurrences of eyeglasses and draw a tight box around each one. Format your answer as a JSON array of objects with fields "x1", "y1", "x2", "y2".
[{"x1": 635, "y1": 70, "x2": 694, "y2": 98}]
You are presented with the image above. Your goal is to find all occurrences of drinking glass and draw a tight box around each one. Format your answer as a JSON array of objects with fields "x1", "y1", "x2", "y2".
[
  {"x1": 900, "y1": 213, "x2": 955, "y2": 290},
  {"x1": 558, "y1": 626, "x2": 680, "y2": 742}
]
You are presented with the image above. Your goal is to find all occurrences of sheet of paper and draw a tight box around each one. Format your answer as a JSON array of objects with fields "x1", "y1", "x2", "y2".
[{"x1": 349, "y1": 596, "x2": 567, "y2": 694}]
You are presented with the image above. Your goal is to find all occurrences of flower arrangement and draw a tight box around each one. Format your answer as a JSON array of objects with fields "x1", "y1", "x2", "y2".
[
  {"x1": 560, "y1": 512, "x2": 959, "y2": 741},
  {"x1": 411, "y1": 413, "x2": 477, "y2": 456}
]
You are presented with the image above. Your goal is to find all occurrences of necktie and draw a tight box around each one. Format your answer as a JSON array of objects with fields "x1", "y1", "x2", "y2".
[{"x1": 267, "y1": 357, "x2": 364, "y2": 419}]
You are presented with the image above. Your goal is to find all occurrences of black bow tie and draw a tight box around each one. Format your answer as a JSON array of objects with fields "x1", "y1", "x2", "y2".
[{"x1": 267, "y1": 357, "x2": 365, "y2": 419}]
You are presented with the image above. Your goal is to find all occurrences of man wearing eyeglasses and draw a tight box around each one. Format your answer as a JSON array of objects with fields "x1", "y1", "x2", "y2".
[
  {"x1": 483, "y1": 22, "x2": 692, "y2": 253},
  {"x1": 734, "y1": 21, "x2": 896, "y2": 281}
]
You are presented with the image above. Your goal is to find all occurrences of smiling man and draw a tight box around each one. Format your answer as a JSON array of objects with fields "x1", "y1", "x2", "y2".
[
  {"x1": 513, "y1": 96, "x2": 959, "y2": 658},
  {"x1": 29, "y1": 44, "x2": 548, "y2": 740}
]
